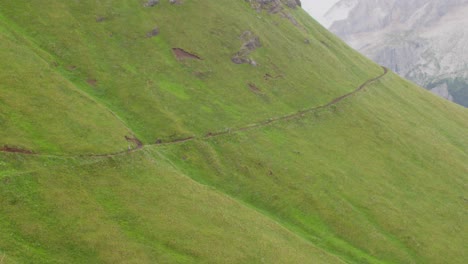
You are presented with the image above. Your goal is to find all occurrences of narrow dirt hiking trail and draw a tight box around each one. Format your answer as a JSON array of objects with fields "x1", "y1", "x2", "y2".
[{"x1": 1, "y1": 67, "x2": 388, "y2": 158}]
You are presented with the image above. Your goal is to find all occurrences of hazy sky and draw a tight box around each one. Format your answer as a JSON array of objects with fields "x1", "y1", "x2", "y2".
[{"x1": 301, "y1": 0, "x2": 340, "y2": 25}]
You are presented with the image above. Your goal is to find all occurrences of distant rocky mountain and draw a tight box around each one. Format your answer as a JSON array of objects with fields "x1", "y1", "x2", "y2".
[{"x1": 325, "y1": 0, "x2": 468, "y2": 107}]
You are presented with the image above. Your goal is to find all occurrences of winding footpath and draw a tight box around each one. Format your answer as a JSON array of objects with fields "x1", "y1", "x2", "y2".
[{"x1": 1, "y1": 67, "x2": 388, "y2": 158}]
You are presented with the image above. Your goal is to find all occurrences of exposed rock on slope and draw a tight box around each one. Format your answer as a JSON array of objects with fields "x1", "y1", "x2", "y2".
[
  {"x1": 325, "y1": 0, "x2": 468, "y2": 107},
  {"x1": 231, "y1": 31, "x2": 262, "y2": 66},
  {"x1": 246, "y1": 0, "x2": 301, "y2": 13},
  {"x1": 144, "y1": 0, "x2": 159, "y2": 7},
  {"x1": 145, "y1": 0, "x2": 182, "y2": 7}
]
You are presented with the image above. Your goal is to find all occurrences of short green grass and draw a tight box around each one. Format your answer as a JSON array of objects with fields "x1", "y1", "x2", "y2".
[
  {"x1": 0, "y1": 19, "x2": 132, "y2": 154},
  {"x1": 0, "y1": 0, "x2": 467, "y2": 263},
  {"x1": 0, "y1": 152, "x2": 346, "y2": 264},
  {"x1": 159, "y1": 72, "x2": 468, "y2": 263},
  {"x1": 0, "y1": 0, "x2": 380, "y2": 150}
]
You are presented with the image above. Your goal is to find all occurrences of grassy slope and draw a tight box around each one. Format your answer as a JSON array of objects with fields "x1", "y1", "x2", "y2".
[
  {"x1": 160, "y1": 72, "x2": 468, "y2": 263},
  {"x1": 0, "y1": 19, "x2": 133, "y2": 154},
  {"x1": 0, "y1": 0, "x2": 467, "y2": 263},
  {"x1": 0, "y1": 0, "x2": 380, "y2": 149},
  {"x1": 0, "y1": 153, "x2": 345, "y2": 264}
]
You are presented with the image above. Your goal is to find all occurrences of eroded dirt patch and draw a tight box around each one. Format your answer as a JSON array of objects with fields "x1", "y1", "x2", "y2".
[
  {"x1": 193, "y1": 71, "x2": 212, "y2": 79},
  {"x1": 1, "y1": 145, "x2": 34, "y2": 154},
  {"x1": 264, "y1": 73, "x2": 283, "y2": 80},
  {"x1": 87, "y1": 79, "x2": 97, "y2": 86},
  {"x1": 248, "y1": 83, "x2": 262, "y2": 94},
  {"x1": 96, "y1": 16, "x2": 107, "y2": 22},
  {"x1": 172, "y1": 48, "x2": 202, "y2": 60},
  {"x1": 125, "y1": 136, "x2": 143, "y2": 148}
]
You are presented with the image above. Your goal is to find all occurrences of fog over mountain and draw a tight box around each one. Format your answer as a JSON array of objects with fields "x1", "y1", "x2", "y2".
[
  {"x1": 301, "y1": 0, "x2": 339, "y2": 26},
  {"x1": 325, "y1": 0, "x2": 468, "y2": 106}
]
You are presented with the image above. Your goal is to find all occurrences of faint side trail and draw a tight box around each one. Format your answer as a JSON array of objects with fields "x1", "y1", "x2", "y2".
[{"x1": 1, "y1": 67, "x2": 388, "y2": 158}]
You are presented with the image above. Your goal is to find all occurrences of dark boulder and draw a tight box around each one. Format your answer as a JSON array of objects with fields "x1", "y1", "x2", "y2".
[
  {"x1": 231, "y1": 31, "x2": 261, "y2": 66},
  {"x1": 146, "y1": 27, "x2": 160, "y2": 38},
  {"x1": 245, "y1": 0, "x2": 301, "y2": 13},
  {"x1": 144, "y1": 0, "x2": 159, "y2": 7}
]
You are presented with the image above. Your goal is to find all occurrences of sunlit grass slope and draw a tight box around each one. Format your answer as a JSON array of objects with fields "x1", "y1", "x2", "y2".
[{"x1": 0, "y1": 0, "x2": 467, "y2": 263}]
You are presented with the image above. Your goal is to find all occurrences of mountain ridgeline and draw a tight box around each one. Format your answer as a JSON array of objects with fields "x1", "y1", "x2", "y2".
[
  {"x1": 0, "y1": 1, "x2": 467, "y2": 263},
  {"x1": 326, "y1": 0, "x2": 468, "y2": 107}
]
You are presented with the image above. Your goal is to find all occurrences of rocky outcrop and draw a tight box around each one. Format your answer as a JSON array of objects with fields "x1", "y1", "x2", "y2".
[
  {"x1": 245, "y1": 0, "x2": 303, "y2": 30},
  {"x1": 146, "y1": 27, "x2": 159, "y2": 38},
  {"x1": 144, "y1": 0, "x2": 183, "y2": 7},
  {"x1": 246, "y1": 0, "x2": 301, "y2": 13},
  {"x1": 430, "y1": 83, "x2": 454, "y2": 101},
  {"x1": 231, "y1": 31, "x2": 261, "y2": 66},
  {"x1": 144, "y1": 0, "x2": 159, "y2": 7},
  {"x1": 283, "y1": 0, "x2": 301, "y2": 8}
]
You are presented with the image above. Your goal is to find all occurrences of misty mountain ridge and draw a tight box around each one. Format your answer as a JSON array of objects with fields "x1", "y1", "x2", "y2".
[{"x1": 326, "y1": 0, "x2": 468, "y2": 106}]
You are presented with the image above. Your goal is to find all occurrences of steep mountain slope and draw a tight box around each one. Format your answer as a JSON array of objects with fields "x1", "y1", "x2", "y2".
[
  {"x1": 326, "y1": 0, "x2": 468, "y2": 107},
  {"x1": 0, "y1": 0, "x2": 379, "y2": 154},
  {"x1": 0, "y1": 1, "x2": 467, "y2": 263}
]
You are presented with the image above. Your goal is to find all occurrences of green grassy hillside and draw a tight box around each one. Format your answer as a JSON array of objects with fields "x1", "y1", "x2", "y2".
[
  {"x1": 0, "y1": 0, "x2": 380, "y2": 153},
  {"x1": 0, "y1": 0, "x2": 467, "y2": 263}
]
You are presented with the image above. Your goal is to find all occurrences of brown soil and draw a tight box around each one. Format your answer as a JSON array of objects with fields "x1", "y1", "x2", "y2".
[
  {"x1": 87, "y1": 79, "x2": 97, "y2": 86},
  {"x1": 320, "y1": 40, "x2": 330, "y2": 48},
  {"x1": 204, "y1": 131, "x2": 228, "y2": 138},
  {"x1": 171, "y1": 136, "x2": 195, "y2": 143},
  {"x1": 1, "y1": 145, "x2": 34, "y2": 154},
  {"x1": 264, "y1": 73, "x2": 283, "y2": 80},
  {"x1": 193, "y1": 71, "x2": 211, "y2": 79},
  {"x1": 125, "y1": 136, "x2": 143, "y2": 148},
  {"x1": 248, "y1": 83, "x2": 262, "y2": 93},
  {"x1": 172, "y1": 48, "x2": 202, "y2": 60},
  {"x1": 153, "y1": 136, "x2": 194, "y2": 145}
]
